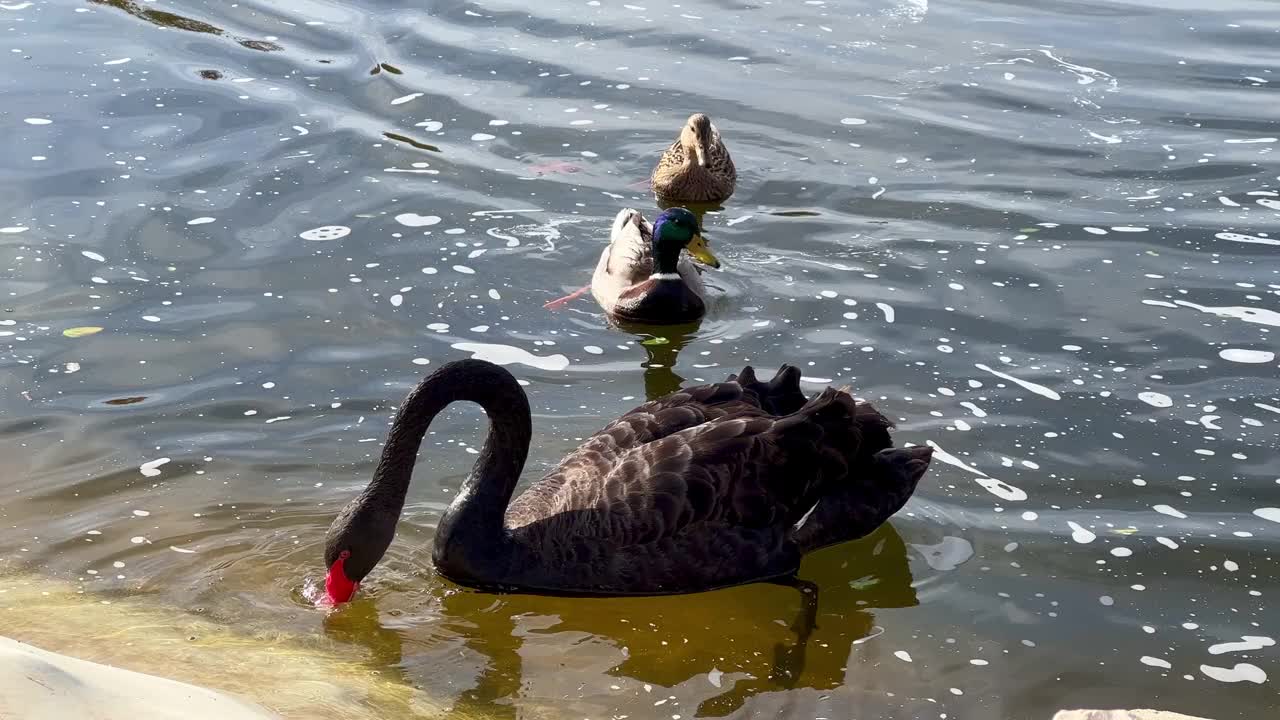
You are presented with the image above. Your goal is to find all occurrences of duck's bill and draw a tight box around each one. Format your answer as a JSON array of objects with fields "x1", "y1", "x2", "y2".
[
  {"x1": 694, "y1": 144, "x2": 709, "y2": 168},
  {"x1": 686, "y1": 233, "x2": 720, "y2": 269}
]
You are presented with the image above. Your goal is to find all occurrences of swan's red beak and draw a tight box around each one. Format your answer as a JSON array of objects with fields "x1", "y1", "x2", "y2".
[{"x1": 324, "y1": 550, "x2": 359, "y2": 604}]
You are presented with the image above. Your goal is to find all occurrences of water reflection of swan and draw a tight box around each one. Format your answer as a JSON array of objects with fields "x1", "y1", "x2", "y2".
[{"x1": 321, "y1": 523, "x2": 917, "y2": 718}]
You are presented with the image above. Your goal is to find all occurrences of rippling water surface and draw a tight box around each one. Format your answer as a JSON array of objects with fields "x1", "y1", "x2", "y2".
[{"x1": 2, "y1": 0, "x2": 1278, "y2": 717}]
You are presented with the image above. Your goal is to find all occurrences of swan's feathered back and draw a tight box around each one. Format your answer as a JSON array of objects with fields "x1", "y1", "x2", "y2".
[{"x1": 495, "y1": 365, "x2": 930, "y2": 594}]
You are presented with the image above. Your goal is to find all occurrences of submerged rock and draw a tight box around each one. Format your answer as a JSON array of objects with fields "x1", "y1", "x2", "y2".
[
  {"x1": 1053, "y1": 711, "x2": 1213, "y2": 720},
  {"x1": 0, "y1": 636, "x2": 279, "y2": 720}
]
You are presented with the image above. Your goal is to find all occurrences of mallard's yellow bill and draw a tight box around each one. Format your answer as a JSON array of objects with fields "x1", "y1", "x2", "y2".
[{"x1": 686, "y1": 234, "x2": 721, "y2": 269}]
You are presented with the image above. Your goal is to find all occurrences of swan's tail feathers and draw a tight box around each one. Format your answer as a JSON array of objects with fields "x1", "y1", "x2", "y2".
[
  {"x1": 728, "y1": 364, "x2": 807, "y2": 416},
  {"x1": 851, "y1": 401, "x2": 895, "y2": 464},
  {"x1": 791, "y1": 446, "x2": 933, "y2": 554},
  {"x1": 766, "y1": 365, "x2": 806, "y2": 415}
]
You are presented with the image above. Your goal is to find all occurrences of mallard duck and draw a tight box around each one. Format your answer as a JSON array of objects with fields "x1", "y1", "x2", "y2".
[
  {"x1": 651, "y1": 113, "x2": 736, "y2": 205},
  {"x1": 589, "y1": 207, "x2": 720, "y2": 325},
  {"x1": 322, "y1": 358, "x2": 933, "y2": 602}
]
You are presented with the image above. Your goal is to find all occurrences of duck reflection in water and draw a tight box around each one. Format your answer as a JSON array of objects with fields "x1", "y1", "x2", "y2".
[
  {"x1": 613, "y1": 319, "x2": 703, "y2": 401},
  {"x1": 321, "y1": 523, "x2": 917, "y2": 718}
]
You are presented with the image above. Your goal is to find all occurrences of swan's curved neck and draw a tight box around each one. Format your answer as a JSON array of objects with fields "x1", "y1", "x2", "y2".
[{"x1": 368, "y1": 360, "x2": 531, "y2": 584}]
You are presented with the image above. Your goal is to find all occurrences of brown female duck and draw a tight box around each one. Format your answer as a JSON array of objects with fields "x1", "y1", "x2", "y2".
[{"x1": 651, "y1": 113, "x2": 737, "y2": 205}]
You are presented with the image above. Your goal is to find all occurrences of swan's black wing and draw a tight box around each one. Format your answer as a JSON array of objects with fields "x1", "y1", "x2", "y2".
[
  {"x1": 507, "y1": 386, "x2": 902, "y2": 593},
  {"x1": 506, "y1": 366, "x2": 800, "y2": 525}
]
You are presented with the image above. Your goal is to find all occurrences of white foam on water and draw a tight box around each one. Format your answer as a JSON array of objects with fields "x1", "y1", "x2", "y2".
[
  {"x1": 1138, "y1": 391, "x2": 1172, "y2": 408},
  {"x1": 910, "y1": 536, "x2": 974, "y2": 571},
  {"x1": 1254, "y1": 507, "x2": 1280, "y2": 524},
  {"x1": 139, "y1": 458, "x2": 171, "y2": 477},
  {"x1": 471, "y1": 133, "x2": 496, "y2": 141},
  {"x1": 0, "y1": 226, "x2": 30, "y2": 233},
  {"x1": 1172, "y1": 300, "x2": 1280, "y2": 328},
  {"x1": 299, "y1": 225, "x2": 351, "y2": 241},
  {"x1": 1216, "y1": 232, "x2": 1280, "y2": 246},
  {"x1": 394, "y1": 213, "x2": 441, "y2": 227},
  {"x1": 959, "y1": 401, "x2": 988, "y2": 418},
  {"x1": 1200, "y1": 663, "x2": 1267, "y2": 684},
  {"x1": 1153, "y1": 504, "x2": 1187, "y2": 519},
  {"x1": 1140, "y1": 656, "x2": 1172, "y2": 669},
  {"x1": 840, "y1": 117, "x2": 867, "y2": 125},
  {"x1": 975, "y1": 364, "x2": 1060, "y2": 400},
  {"x1": 81, "y1": 250, "x2": 105, "y2": 262},
  {"x1": 1224, "y1": 137, "x2": 1277, "y2": 144},
  {"x1": 893, "y1": 650, "x2": 912, "y2": 662},
  {"x1": 452, "y1": 342, "x2": 569, "y2": 371},
  {"x1": 187, "y1": 217, "x2": 216, "y2": 225},
  {"x1": 1067, "y1": 521, "x2": 1096, "y2": 544},
  {"x1": 1219, "y1": 348, "x2": 1274, "y2": 364},
  {"x1": 390, "y1": 92, "x2": 423, "y2": 105},
  {"x1": 23, "y1": 117, "x2": 51, "y2": 125},
  {"x1": 1208, "y1": 636, "x2": 1275, "y2": 655},
  {"x1": 103, "y1": 57, "x2": 131, "y2": 65},
  {"x1": 1156, "y1": 536, "x2": 1179, "y2": 549},
  {"x1": 926, "y1": 441, "x2": 1027, "y2": 501}
]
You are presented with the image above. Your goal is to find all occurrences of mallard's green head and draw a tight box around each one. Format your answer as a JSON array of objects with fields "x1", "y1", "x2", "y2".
[{"x1": 651, "y1": 207, "x2": 720, "y2": 275}]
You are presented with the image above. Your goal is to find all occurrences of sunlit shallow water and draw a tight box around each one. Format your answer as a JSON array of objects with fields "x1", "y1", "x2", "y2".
[{"x1": 2, "y1": 0, "x2": 1278, "y2": 718}]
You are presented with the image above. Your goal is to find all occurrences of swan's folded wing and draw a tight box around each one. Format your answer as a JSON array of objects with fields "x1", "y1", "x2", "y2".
[
  {"x1": 506, "y1": 380, "x2": 768, "y2": 525},
  {"x1": 522, "y1": 388, "x2": 871, "y2": 546}
]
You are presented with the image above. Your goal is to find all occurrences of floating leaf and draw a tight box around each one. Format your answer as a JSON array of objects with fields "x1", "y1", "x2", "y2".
[
  {"x1": 1112, "y1": 527, "x2": 1139, "y2": 536},
  {"x1": 849, "y1": 575, "x2": 881, "y2": 590},
  {"x1": 103, "y1": 396, "x2": 147, "y2": 406},
  {"x1": 641, "y1": 337, "x2": 670, "y2": 346},
  {"x1": 62, "y1": 326, "x2": 103, "y2": 338},
  {"x1": 1018, "y1": 227, "x2": 1040, "y2": 233}
]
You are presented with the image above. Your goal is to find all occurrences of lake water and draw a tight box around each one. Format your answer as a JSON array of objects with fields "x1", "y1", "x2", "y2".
[{"x1": 2, "y1": 0, "x2": 1277, "y2": 718}]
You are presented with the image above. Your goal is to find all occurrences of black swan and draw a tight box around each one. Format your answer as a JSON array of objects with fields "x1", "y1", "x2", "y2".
[{"x1": 323, "y1": 359, "x2": 932, "y2": 602}]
